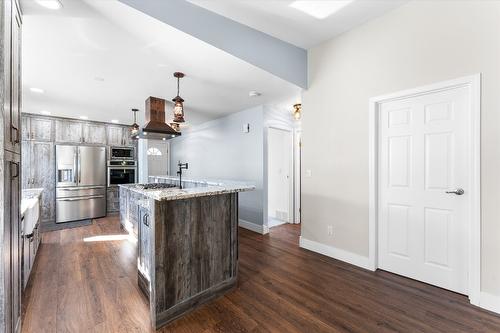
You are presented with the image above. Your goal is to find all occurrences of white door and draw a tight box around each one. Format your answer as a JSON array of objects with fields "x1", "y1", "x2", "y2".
[
  {"x1": 268, "y1": 127, "x2": 293, "y2": 224},
  {"x1": 378, "y1": 85, "x2": 470, "y2": 294}
]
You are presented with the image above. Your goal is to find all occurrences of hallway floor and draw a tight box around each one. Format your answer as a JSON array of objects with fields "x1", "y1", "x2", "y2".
[{"x1": 22, "y1": 216, "x2": 500, "y2": 332}]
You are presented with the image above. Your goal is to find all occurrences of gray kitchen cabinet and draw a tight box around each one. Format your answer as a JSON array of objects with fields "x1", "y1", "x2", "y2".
[
  {"x1": 106, "y1": 125, "x2": 124, "y2": 146},
  {"x1": 23, "y1": 141, "x2": 55, "y2": 223},
  {"x1": 107, "y1": 186, "x2": 120, "y2": 213},
  {"x1": 82, "y1": 122, "x2": 106, "y2": 144},
  {"x1": 22, "y1": 116, "x2": 53, "y2": 141},
  {"x1": 122, "y1": 127, "x2": 133, "y2": 147},
  {"x1": 107, "y1": 125, "x2": 133, "y2": 147},
  {"x1": 138, "y1": 206, "x2": 151, "y2": 281},
  {"x1": 55, "y1": 119, "x2": 83, "y2": 143}
]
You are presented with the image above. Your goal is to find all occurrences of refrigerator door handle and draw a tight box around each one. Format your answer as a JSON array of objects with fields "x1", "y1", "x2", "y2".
[
  {"x1": 73, "y1": 149, "x2": 78, "y2": 185},
  {"x1": 57, "y1": 195, "x2": 105, "y2": 202},
  {"x1": 78, "y1": 147, "x2": 82, "y2": 184}
]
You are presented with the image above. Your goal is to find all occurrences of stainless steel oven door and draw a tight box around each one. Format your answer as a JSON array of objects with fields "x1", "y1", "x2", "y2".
[{"x1": 107, "y1": 167, "x2": 137, "y2": 186}]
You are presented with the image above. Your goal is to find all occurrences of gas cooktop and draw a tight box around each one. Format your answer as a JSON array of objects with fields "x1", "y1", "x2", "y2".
[{"x1": 137, "y1": 183, "x2": 178, "y2": 190}]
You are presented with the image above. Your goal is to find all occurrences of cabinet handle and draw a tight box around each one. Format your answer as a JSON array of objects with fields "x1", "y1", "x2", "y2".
[
  {"x1": 11, "y1": 125, "x2": 20, "y2": 144},
  {"x1": 11, "y1": 162, "x2": 19, "y2": 178},
  {"x1": 143, "y1": 213, "x2": 149, "y2": 227}
]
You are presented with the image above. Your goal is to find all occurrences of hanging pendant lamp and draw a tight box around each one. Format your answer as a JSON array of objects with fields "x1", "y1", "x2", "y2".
[
  {"x1": 130, "y1": 108, "x2": 140, "y2": 138},
  {"x1": 172, "y1": 72, "x2": 185, "y2": 123}
]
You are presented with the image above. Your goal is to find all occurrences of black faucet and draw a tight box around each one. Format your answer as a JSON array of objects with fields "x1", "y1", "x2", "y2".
[{"x1": 177, "y1": 162, "x2": 188, "y2": 189}]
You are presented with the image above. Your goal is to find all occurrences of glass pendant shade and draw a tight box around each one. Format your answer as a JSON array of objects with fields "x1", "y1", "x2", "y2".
[
  {"x1": 130, "y1": 108, "x2": 140, "y2": 138},
  {"x1": 172, "y1": 96, "x2": 185, "y2": 123}
]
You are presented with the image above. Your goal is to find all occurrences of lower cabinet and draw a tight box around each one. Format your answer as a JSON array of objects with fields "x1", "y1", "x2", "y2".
[
  {"x1": 21, "y1": 223, "x2": 40, "y2": 290},
  {"x1": 4, "y1": 150, "x2": 22, "y2": 333},
  {"x1": 138, "y1": 206, "x2": 151, "y2": 281},
  {"x1": 107, "y1": 187, "x2": 120, "y2": 213}
]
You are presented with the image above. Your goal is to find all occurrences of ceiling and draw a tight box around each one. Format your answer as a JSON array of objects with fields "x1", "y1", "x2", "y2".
[
  {"x1": 188, "y1": 0, "x2": 407, "y2": 49},
  {"x1": 21, "y1": 0, "x2": 301, "y2": 125}
]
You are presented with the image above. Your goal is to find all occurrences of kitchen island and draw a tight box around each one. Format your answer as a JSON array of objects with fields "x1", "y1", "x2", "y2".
[{"x1": 119, "y1": 177, "x2": 254, "y2": 329}]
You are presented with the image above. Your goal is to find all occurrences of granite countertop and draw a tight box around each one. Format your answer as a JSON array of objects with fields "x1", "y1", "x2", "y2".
[{"x1": 120, "y1": 176, "x2": 255, "y2": 201}]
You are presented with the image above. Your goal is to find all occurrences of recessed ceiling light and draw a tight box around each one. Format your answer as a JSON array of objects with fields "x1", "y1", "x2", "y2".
[
  {"x1": 35, "y1": 0, "x2": 62, "y2": 10},
  {"x1": 249, "y1": 91, "x2": 261, "y2": 97},
  {"x1": 40, "y1": 110, "x2": 51, "y2": 115},
  {"x1": 79, "y1": 116, "x2": 88, "y2": 120},
  {"x1": 289, "y1": 0, "x2": 353, "y2": 19},
  {"x1": 111, "y1": 119, "x2": 119, "y2": 124},
  {"x1": 30, "y1": 87, "x2": 45, "y2": 94},
  {"x1": 94, "y1": 77, "x2": 105, "y2": 82},
  {"x1": 158, "y1": 64, "x2": 168, "y2": 68}
]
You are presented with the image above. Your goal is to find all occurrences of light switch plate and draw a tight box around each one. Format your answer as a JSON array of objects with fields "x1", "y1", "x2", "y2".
[
  {"x1": 242, "y1": 123, "x2": 250, "y2": 133},
  {"x1": 305, "y1": 169, "x2": 312, "y2": 177}
]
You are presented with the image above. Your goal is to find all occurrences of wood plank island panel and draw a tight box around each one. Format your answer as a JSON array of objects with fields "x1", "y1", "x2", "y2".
[{"x1": 152, "y1": 193, "x2": 238, "y2": 327}]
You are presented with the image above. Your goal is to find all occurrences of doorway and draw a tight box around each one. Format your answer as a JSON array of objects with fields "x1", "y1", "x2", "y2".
[
  {"x1": 267, "y1": 127, "x2": 294, "y2": 228},
  {"x1": 368, "y1": 75, "x2": 481, "y2": 302}
]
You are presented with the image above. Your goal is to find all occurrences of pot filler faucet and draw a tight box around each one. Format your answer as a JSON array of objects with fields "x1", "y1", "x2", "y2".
[{"x1": 177, "y1": 162, "x2": 188, "y2": 189}]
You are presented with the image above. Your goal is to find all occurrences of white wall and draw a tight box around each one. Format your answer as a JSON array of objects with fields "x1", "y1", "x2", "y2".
[
  {"x1": 170, "y1": 106, "x2": 265, "y2": 225},
  {"x1": 302, "y1": 1, "x2": 500, "y2": 295}
]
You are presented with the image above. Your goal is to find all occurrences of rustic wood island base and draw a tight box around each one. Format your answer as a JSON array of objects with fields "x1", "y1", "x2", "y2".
[{"x1": 119, "y1": 177, "x2": 253, "y2": 329}]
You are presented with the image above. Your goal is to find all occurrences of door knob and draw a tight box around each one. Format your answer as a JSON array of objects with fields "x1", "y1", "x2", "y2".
[{"x1": 446, "y1": 188, "x2": 464, "y2": 195}]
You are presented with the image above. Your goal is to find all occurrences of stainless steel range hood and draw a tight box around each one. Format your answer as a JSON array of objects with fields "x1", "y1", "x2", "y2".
[{"x1": 131, "y1": 96, "x2": 181, "y2": 140}]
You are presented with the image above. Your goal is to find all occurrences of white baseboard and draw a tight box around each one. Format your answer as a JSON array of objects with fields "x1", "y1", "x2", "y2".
[
  {"x1": 478, "y1": 292, "x2": 500, "y2": 314},
  {"x1": 299, "y1": 236, "x2": 373, "y2": 271},
  {"x1": 239, "y1": 219, "x2": 269, "y2": 235}
]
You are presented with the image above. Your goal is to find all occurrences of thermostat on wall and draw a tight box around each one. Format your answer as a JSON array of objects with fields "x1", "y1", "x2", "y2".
[{"x1": 242, "y1": 123, "x2": 250, "y2": 133}]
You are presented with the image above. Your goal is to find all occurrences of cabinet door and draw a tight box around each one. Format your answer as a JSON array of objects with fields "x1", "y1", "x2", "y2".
[
  {"x1": 107, "y1": 187, "x2": 120, "y2": 213},
  {"x1": 11, "y1": 4, "x2": 21, "y2": 154},
  {"x1": 122, "y1": 127, "x2": 134, "y2": 147},
  {"x1": 4, "y1": 151, "x2": 22, "y2": 332},
  {"x1": 21, "y1": 140, "x2": 31, "y2": 189},
  {"x1": 32, "y1": 142, "x2": 56, "y2": 222},
  {"x1": 22, "y1": 116, "x2": 30, "y2": 141},
  {"x1": 30, "y1": 117, "x2": 53, "y2": 141},
  {"x1": 55, "y1": 120, "x2": 82, "y2": 143},
  {"x1": 138, "y1": 206, "x2": 151, "y2": 281},
  {"x1": 82, "y1": 123, "x2": 106, "y2": 144},
  {"x1": 107, "y1": 125, "x2": 124, "y2": 146}
]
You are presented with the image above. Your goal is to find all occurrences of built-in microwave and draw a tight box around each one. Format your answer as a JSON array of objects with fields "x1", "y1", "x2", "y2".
[{"x1": 109, "y1": 147, "x2": 135, "y2": 160}]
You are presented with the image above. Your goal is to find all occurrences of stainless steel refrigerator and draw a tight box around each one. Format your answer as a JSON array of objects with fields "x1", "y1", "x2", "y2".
[{"x1": 55, "y1": 145, "x2": 106, "y2": 223}]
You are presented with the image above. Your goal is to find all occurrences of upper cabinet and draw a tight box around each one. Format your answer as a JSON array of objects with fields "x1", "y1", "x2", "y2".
[
  {"x1": 107, "y1": 125, "x2": 133, "y2": 147},
  {"x1": 3, "y1": 0, "x2": 22, "y2": 154},
  {"x1": 82, "y1": 123, "x2": 106, "y2": 144},
  {"x1": 22, "y1": 116, "x2": 53, "y2": 141},
  {"x1": 55, "y1": 119, "x2": 83, "y2": 143}
]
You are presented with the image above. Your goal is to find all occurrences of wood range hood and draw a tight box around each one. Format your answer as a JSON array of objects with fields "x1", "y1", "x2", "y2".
[{"x1": 131, "y1": 96, "x2": 181, "y2": 140}]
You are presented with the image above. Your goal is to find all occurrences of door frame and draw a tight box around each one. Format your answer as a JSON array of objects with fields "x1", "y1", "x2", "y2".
[
  {"x1": 265, "y1": 125, "x2": 295, "y2": 226},
  {"x1": 367, "y1": 74, "x2": 481, "y2": 304}
]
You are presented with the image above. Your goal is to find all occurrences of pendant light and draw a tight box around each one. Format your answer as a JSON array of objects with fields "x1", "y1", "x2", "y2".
[
  {"x1": 130, "y1": 108, "x2": 140, "y2": 138},
  {"x1": 293, "y1": 103, "x2": 302, "y2": 120},
  {"x1": 172, "y1": 72, "x2": 185, "y2": 123}
]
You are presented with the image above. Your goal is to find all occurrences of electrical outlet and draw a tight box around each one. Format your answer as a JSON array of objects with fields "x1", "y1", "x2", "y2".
[{"x1": 327, "y1": 225, "x2": 333, "y2": 236}]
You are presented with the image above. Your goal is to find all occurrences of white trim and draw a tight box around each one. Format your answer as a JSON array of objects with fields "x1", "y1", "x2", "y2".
[
  {"x1": 239, "y1": 219, "x2": 269, "y2": 235},
  {"x1": 299, "y1": 236, "x2": 373, "y2": 271},
  {"x1": 479, "y1": 292, "x2": 500, "y2": 315},
  {"x1": 368, "y1": 74, "x2": 482, "y2": 304}
]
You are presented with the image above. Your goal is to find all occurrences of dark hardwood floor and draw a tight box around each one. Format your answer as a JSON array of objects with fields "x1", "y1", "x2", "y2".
[{"x1": 22, "y1": 216, "x2": 500, "y2": 332}]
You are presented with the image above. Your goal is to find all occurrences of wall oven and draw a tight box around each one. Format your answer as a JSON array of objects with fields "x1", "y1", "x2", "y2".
[
  {"x1": 107, "y1": 160, "x2": 137, "y2": 186},
  {"x1": 109, "y1": 146, "x2": 135, "y2": 160}
]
